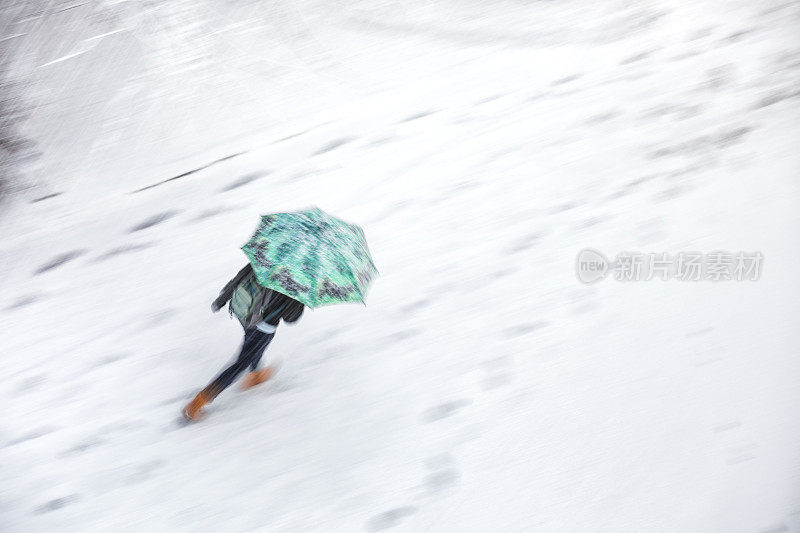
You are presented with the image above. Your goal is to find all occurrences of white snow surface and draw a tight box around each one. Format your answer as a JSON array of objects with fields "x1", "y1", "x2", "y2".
[{"x1": 1, "y1": 0, "x2": 800, "y2": 531}]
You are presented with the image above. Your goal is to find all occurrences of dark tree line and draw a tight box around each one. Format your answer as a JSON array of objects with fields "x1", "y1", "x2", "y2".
[{"x1": 0, "y1": 1, "x2": 38, "y2": 204}]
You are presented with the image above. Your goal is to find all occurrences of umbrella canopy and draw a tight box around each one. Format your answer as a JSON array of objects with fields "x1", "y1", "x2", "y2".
[{"x1": 242, "y1": 207, "x2": 378, "y2": 308}]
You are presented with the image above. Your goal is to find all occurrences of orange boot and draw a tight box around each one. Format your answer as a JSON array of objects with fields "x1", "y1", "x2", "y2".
[
  {"x1": 182, "y1": 388, "x2": 214, "y2": 422},
  {"x1": 240, "y1": 367, "x2": 275, "y2": 390}
]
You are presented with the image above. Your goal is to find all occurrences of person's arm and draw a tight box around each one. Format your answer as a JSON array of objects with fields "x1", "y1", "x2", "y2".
[
  {"x1": 282, "y1": 301, "x2": 304, "y2": 323},
  {"x1": 211, "y1": 264, "x2": 253, "y2": 312}
]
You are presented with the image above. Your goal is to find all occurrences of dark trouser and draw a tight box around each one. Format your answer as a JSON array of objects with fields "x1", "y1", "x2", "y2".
[{"x1": 206, "y1": 328, "x2": 274, "y2": 398}]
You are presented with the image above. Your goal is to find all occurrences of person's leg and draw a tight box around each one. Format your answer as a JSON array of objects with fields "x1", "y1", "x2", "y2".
[
  {"x1": 249, "y1": 345, "x2": 265, "y2": 371},
  {"x1": 242, "y1": 328, "x2": 277, "y2": 389},
  {"x1": 247, "y1": 329, "x2": 273, "y2": 370},
  {"x1": 183, "y1": 329, "x2": 273, "y2": 421},
  {"x1": 207, "y1": 329, "x2": 274, "y2": 397},
  {"x1": 249, "y1": 324, "x2": 277, "y2": 370}
]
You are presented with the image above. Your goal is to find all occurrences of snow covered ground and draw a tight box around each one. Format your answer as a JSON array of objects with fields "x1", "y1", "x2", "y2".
[{"x1": 1, "y1": 0, "x2": 800, "y2": 531}]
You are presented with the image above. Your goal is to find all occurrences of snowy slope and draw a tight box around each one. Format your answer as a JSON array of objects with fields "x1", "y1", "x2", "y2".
[{"x1": 2, "y1": 0, "x2": 800, "y2": 531}]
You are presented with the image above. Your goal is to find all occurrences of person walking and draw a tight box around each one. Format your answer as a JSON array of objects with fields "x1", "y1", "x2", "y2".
[
  {"x1": 183, "y1": 263, "x2": 304, "y2": 421},
  {"x1": 182, "y1": 207, "x2": 377, "y2": 421}
]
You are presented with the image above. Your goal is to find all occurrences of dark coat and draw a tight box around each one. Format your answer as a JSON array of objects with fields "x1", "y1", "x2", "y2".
[{"x1": 212, "y1": 264, "x2": 304, "y2": 328}]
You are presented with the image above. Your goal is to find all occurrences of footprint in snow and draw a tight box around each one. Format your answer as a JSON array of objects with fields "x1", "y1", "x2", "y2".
[
  {"x1": 505, "y1": 232, "x2": 543, "y2": 254},
  {"x1": 59, "y1": 438, "x2": 105, "y2": 458},
  {"x1": 95, "y1": 242, "x2": 154, "y2": 262},
  {"x1": 400, "y1": 298, "x2": 431, "y2": 314},
  {"x1": 584, "y1": 110, "x2": 621, "y2": 125},
  {"x1": 400, "y1": 109, "x2": 437, "y2": 123},
  {"x1": 220, "y1": 172, "x2": 269, "y2": 192},
  {"x1": 551, "y1": 74, "x2": 581, "y2": 86},
  {"x1": 192, "y1": 204, "x2": 242, "y2": 222},
  {"x1": 386, "y1": 329, "x2": 422, "y2": 343},
  {"x1": 485, "y1": 267, "x2": 517, "y2": 283},
  {"x1": 424, "y1": 468, "x2": 461, "y2": 493},
  {"x1": 502, "y1": 321, "x2": 549, "y2": 338},
  {"x1": 365, "y1": 506, "x2": 418, "y2": 532},
  {"x1": 573, "y1": 216, "x2": 611, "y2": 231},
  {"x1": 686, "y1": 327, "x2": 714, "y2": 338},
  {"x1": 128, "y1": 211, "x2": 180, "y2": 233},
  {"x1": 652, "y1": 186, "x2": 689, "y2": 202},
  {"x1": 125, "y1": 459, "x2": 165, "y2": 484},
  {"x1": 139, "y1": 308, "x2": 177, "y2": 330},
  {"x1": 15, "y1": 373, "x2": 47, "y2": 393},
  {"x1": 313, "y1": 137, "x2": 356, "y2": 155},
  {"x1": 476, "y1": 94, "x2": 502, "y2": 105},
  {"x1": 33, "y1": 495, "x2": 79, "y2": 515},
  {"x1": 30, "y1": 192, "x2": 62, "y2": 203},
  {"x1": 620, "y1": 50, "x2": 655, "y2": 64},
  {"x1": 6, "y1": 293, "x2": 43, "y2": 310},
  {"x1": 481, "y1": 354, "x2": 514, "y2": 390},
  {"x1": 483, "y1": 373, "x2": 512, "y2": 390},
  {"x1": 713, "y1": 420, "x2": 742, "y2": 433},
  {"x1": 549, "y1": 202, "x2": 581, "y2": 214},
  {"x1": 91, "y1": 352, "x2": 132, "y2": 368},
  {"x1": 421, "y1": 453, "x2": 461, "y2": 494},
  {"x1": 424, "y1": 400, "x2": 471, "y2": 422},
  {"x1": 6, "y1": 426, "x2": 57, "y2": 447},
  {"x1": 33, "y1": 250, "x2": 87, "y2": 275}
]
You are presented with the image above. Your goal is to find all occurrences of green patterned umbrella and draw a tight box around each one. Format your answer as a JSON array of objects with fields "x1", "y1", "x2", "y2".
[{"x1": 242, "y1": 207, "x2": 378, "y2": 308}]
